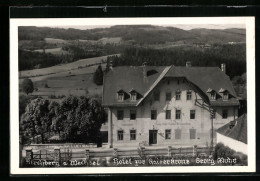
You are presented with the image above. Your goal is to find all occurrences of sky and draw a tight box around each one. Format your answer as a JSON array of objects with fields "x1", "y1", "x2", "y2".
[{"x1": 48, "y1": 24, "x2": 245, "y2": 30}]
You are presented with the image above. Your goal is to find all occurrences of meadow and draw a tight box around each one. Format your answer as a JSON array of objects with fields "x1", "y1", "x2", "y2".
[{"x1": 20, "y1": 54, "x2": 118, "y2": 78}]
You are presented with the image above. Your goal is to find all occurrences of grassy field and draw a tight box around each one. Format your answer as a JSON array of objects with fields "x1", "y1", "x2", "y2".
[
  {"x1": 98, "y1": 37, "x2": 121, "y2": 44},
  {"x1": 18, "y1": 54, "x2": 118, "y2": 98},
  {"x1": 33, "y1": 47, "x2": 69, "y2": 55},
  {"x1": 44, "y1": 38, "x2": 67, "y2": 44},
  {"x1": 20, "y1": 54, "x2": 119, "y2": 78}
]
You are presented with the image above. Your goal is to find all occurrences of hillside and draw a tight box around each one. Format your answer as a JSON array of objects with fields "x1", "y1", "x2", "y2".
[{"x1": 19, "y1": 25, "x2": 246, "y2": 45}]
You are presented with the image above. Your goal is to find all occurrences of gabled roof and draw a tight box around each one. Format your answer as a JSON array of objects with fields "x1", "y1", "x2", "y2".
[
  {"x1": 102, "y1": 65, "x2": 239, "y2": 107},
  {"x1": 216, "y1": 114, "x2": 247, "y2": 144},
  {"x1": 165, "y1": 66, "x2": 239, "y2": 106},
  {"x1": 103, "y1": 66, "x2": 167, "y2": 106}
]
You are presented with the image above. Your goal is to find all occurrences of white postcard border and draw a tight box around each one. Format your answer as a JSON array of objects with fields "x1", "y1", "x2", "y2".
[{"x1": 10, "y1": 17, "x2": 255, "y2": 174}]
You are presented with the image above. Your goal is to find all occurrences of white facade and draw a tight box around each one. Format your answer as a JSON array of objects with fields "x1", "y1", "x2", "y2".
[{"x1": 107, "y1": 78, "x2": 238, "y2": 148}]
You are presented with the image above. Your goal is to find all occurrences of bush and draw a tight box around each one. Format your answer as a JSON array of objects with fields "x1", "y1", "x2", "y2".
[
  {"x1": 213, "y1": 143, "x2": 247, "y2": 165},
  {"x1": 48, "y1": 94, "x2": 57, "y2": 99},
  {"x1": 21, "y1": 78, "x2": 34, "y2": 95}
]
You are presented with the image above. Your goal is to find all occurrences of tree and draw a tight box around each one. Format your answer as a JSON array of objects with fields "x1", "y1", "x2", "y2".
[
  {"x1": 58, "y1": 95, "x2": 107, "y2": 143},
  {"x1": 20, "y1": 98, "x2": 51, "y2": 143},
  {"x1": 22, "y1": 78, "x2": 34, "y2": 95},
  {"x1": 93, "y1": 65, "x2": 103, "y2": 85}
]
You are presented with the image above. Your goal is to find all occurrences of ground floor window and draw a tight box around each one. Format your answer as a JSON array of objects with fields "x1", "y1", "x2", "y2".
[
  {"x1": 117, "y1": 130, "x2": 124, "y2": 140},
  {"x1": 175, "y1": 129, "x2": 181, "y2": 139},
  {"x1": 130, "y1": 130, "x2": 136, "y2": 140},
  {"x1": 165, "y1": 129, "x2": 171, "y2": 139},
  {"x1": 190, "y1": 129, "x2": 196, "y2": 139}
]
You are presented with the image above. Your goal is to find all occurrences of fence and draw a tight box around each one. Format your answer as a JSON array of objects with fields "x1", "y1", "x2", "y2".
[
  {"x1": 24, "y1": 145, "x2": 212, "y2": 164},
  {"x1": 24, "y1": 143, "x2": 97, "y2": 150}
]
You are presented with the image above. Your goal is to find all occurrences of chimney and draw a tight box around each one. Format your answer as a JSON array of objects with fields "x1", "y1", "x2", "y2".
[
  {"x1": 186, "y1": 61, "x2": 191, "y2": 68},
  {"x1": 142, "y1": 62, "x2": 147, "y2": 79},
  {"x1": 221, "y1": 63, "x2": 226, "y2": 74}
]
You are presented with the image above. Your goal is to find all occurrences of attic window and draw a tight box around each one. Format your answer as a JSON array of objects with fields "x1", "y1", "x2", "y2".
[
  {"x1": 210, "y1": 92, "x2": 216, "y2": 100},
  {"x1": 117, "y1": 93, "x2": 124, "y2": 101},
  {"x1": 147, "y1": 69, "x2": 158, "y2": 76},
  {"x1": 223, "y1": 92, "x2": 229, "y2": 100},
  {"x1": 130, "y1": 92, "x2": 137, "y2": 101}
]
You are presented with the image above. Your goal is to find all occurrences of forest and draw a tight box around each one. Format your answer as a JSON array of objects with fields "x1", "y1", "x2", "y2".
[{"x1": 108, "y1": 44, "x2": 246, "y2": 79}]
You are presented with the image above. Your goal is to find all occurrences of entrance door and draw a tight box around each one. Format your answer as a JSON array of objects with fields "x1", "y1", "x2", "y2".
[{"x1": 149, "y1": 130, "x2": 158, "y2": 145}]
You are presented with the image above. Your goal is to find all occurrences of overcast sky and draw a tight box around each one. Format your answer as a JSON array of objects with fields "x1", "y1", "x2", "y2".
[{"x1": 48, "y1": 24, "x2": 245, "y2": 30}]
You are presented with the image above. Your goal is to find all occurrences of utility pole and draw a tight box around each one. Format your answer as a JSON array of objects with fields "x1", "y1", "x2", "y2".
[{"x1": 210, "y1": 107, "x2": 214, "y2": 154}]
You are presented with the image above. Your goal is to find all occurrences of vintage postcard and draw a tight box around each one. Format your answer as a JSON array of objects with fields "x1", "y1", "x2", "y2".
[{"x1": 10, "y1": 17, "x2": 255, "y2": 174}]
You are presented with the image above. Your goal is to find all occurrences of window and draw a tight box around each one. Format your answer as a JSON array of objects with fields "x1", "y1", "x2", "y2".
[
  {"x1": 130, "y1": 130, "x2": 136, "y2": 140},
  {"x1": 130, "y1": 93, "x2": 137, "y2": 101},
  {"x1": 222, "y1": 109, "x2": 228, "y2": 119},
  {"x1": 175, "y1": 129, "x2": 181, "y2": 139},
  {"x1": 176, "y1": 110, "x2": 181, "y2": 119},
  {"x1": 151, "y1": 110, "x2": 157, "y2": 120},
  {"x1": 176, "y1": 90, "x2": 181, "y2": 100},
  {"x1": 210, "y1": 109, "x2": 216, "y2": 119},
  {"x1": 117, "y1": 130, "x2": 123, "y2": 140},
  {"x1": 187, "y1": 90, "x2": 192, "y2": 100},
  {"x1": 154, "y1": 91, "x2": 160, "y2": 101},
  {"x1": 118, "y1": 93, "x2": 124, "y2": 101},
  {"x1": 210, "y1": 92, "x2": 216, "y2": 100},
  {"x1": 166, "y1": 92, "x2": 171, "y2": 101},
  {"x1": 190, "y1": 129, "x2": 196, "y2": 139},
  {"x1": 190, "y1": 110, "x2": 195, "y2": 119},
  {"x1": 223, "y1": 92, "x2": 229, "y2": 100},
  {"x1": 117, "y1": 110, "x2": 124, "y2": 120},
  {"x1": 130, "y1": 110, "x2": 136, "y2": 120},
  {"x1": 166, "y1": 110, "x2": 171, "y2": 119},
  {"x1": 165, "y1": 129, "x2": 171, "y2": 139}
]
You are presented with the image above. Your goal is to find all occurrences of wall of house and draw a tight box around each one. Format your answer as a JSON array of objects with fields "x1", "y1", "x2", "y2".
[
  {"x1": 216, "y1": 133, "x2": 247, "y2": 155},
  {"x1": 108, "y1": 78, "x2": 238, "y2": 148}
]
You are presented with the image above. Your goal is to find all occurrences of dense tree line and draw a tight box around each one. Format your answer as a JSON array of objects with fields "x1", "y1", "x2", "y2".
[
  {"x1": 20, "y1": 95, "x2": 107, "y2": 144},
  {"x1": 19, "y1": 50, "x2": 66, "y2": 71},
  {"x1": 19, "y1": 42, "x2": 124, "y2": 71},
  {"x1": 108, "y1": 44, "x2": 246, "y2": 78}
]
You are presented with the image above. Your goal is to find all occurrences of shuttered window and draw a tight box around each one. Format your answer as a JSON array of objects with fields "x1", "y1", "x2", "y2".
[
  {"x1": 190, "y1": 129, "x2": 196, "y2": 139},
  {"x1": 175, "y1": 129, "x2": 181, "y2": 139}
]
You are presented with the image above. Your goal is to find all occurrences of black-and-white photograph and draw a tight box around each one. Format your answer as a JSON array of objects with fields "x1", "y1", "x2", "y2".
[{"x1": 10, "y1": 17, "x2": 255, "y2": 174}]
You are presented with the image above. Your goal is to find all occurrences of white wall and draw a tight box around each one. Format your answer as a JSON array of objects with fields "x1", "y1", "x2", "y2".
[
  {"x1": 216, "y1": 132, "x2": 247, "y2": 155},
  {"x1": 108, "y1": 78, "x2": 238, "y2": 148}
]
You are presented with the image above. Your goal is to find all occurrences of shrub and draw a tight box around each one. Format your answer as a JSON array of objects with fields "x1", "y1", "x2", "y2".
[
  {"x1": 44, "y1": 83, "x2": 49, "y2": 88},
  {"x1": 21, "y1": 78, "x2": 34, "y2": 95}
]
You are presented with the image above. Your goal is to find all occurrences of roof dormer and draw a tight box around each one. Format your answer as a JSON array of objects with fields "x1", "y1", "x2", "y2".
[
  {"x1": 207, "y1": 88, "x2": 217, "y2": 100},
  {"x1": 219, "y1": 88, "x2": 229, "y2": 101},
  {"x1": 129, "y1": 89, "x2": 138, "y2": 102},
  {"x1": 117, "y1": 89, "x2": 126, "y2": 102}
]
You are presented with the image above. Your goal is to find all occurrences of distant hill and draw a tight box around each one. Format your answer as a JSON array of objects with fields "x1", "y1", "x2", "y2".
[
  {"x1": 188, "y1": 28, "x2": 246, "y2": 43},
  {"x1": 18, "y1": 25, "x2": 246, "y2": 45}
]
